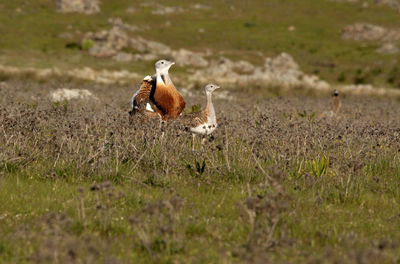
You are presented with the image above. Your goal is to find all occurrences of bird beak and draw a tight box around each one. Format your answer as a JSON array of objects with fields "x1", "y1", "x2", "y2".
[
  {"x1": 215, "y1": 85, "x2": 221, "y2": 89},
  {"x1": 166, "y1": 61, "x2": 175, "y2": 69}
]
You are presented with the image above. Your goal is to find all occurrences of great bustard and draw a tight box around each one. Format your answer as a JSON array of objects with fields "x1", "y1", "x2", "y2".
[
  {"x1": 129, "y1": 59, "x2": 186, "y2": 122},
  {"x1": 332, "y1": 89, "x2": 342, "y2": 115},
  {"x1": 129, "y1": 75, "x2": 162, "y2": 123},
  {"x1": 177, "y1": 84, "x2": 220, "y2": 150}
]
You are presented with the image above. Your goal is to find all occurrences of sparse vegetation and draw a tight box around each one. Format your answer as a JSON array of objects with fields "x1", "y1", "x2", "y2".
[
  {"x1": 1, "y1": 0, "x2": 400, "y2": 263},
  {"x1": 1, "y1": 80, "x2": 400, "y2": 263}
]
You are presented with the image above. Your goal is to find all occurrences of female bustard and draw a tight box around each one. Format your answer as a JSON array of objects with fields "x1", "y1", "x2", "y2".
[
  {"x1": 177, "y1": 84, "x2": 220, "y2": 150},
  {"x1": 130, "y1": 60, "x2": 186, "y2": 122},
  {"x1": 332, "y1": 89, "x2": 341, "y2": 115},
  {"x1": 318, "y1": 89, "x2": 342, "y2": 119}
]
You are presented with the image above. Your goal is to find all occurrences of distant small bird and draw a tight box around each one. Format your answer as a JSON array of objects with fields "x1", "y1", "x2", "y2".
[
  {"x1": 177, "y1": 84, "x2": 220, "y2": 150},
  {"x1": 318, "y1": 89, "x2": 342, "y2": 119},
  {"x1": 332, "y1": 89, "x2": 342, "y2": 115},
  {"x1": 130, "y1": 59, "x2": 186, "y2": 122}
]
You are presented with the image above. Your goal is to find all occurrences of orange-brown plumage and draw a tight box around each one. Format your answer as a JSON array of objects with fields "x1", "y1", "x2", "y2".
[
  {"x1": 134, "y1": 78, "x2": 153, "y2": 106},
  {"x1": 130, "y1": 60, "x2": 186, "y2": 122},
  {"x1": 133, "y1": 77, "x2": 162, "y2": 113},
  {"x1": 153, "y1": 76, "x2": 185, "y2": 120},
  {"x1": 130, "y1": 77, "x2": 163, "y2": 122}
]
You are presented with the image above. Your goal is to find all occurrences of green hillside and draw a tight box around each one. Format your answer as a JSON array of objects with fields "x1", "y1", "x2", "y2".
[{"x1": 1, "y1": 0, "x2": 400, "y2": 88}]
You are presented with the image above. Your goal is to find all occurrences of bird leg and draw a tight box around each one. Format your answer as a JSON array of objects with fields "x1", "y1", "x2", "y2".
[
  {"x1": 192, "y1": 134, "x2": 196, "y2": 151},
  {"x1": 201, "y1": 137, "x2": 207, "y2": 149}
]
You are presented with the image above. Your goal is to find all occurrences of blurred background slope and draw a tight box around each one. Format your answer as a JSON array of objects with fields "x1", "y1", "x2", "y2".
[{"x1": 1, "y1": 0, "x2": 400, "y2": 92}]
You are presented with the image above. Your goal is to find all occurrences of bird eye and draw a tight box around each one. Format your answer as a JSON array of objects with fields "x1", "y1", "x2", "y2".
[{"x1": 161, "y1": 61, "x2": 164, "y2": 64}]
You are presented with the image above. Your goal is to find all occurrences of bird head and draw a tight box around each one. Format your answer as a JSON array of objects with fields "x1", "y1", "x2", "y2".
[
  {"x1": 205, "y1": 84, "x2": 221, "y2": 93},
  {"x1": 155, "y1": 60, "x2": 175, "y2": 74},
  {"x1": 333, "y1": 90, "x2": 339, "y2": 97}
]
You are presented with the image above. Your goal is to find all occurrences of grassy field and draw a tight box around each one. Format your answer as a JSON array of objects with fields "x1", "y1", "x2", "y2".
[
  {"x1": 1, "y1": 80, "x2": 400, "y2": 263},
  {"x1": 1, "y1": 0, "x2": 400, "y2": 87},
  {"x1": 1, "y1": 1, "x2": 400, "y2": 263}
]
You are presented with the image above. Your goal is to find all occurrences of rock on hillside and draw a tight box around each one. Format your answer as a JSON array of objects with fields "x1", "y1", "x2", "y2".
[
  {"x1": 373, "y1": 0, "x2": 400, "y2": 12},
  {"x1": 171, "y1": 49, "x2": 208, "y2": 67},
  {"x1": 0, "y1": 64, "x2": 140, "y2": 84},
  {"x1": 341, "y1": 23, "x2": 388, "y2": 41},
  {"x1": 108, "y1": 17, "x2": 141, "y2": 32},
  {"x1": 81, "y1": 23, "x2": 327, "y2": 90},
  {"x1": 188, "y1": 53, "x2": 329, "y2": 90},
  {"x1": 50, "y1": 89, "x2": 98, "y2": 102},
  {"x1": 376, "y1": 42, "x2": 399, "y2": 54},
  {"x1": 83, "y1": 26, "x2": 130, "y2": 57},
  {"x1": 341, "y1": 23, "x2": 400, "y2": 53},
  {"x1": 54, "y1": 0, "x2": 100, "y2": 14},
  {"x1": 151, "y1": 5, "x2": 184, "y2": 15},
  {"x1": 82, "y1": 22, "x2": 209, "y2": 67},
  {"x1": 332, "y1": 0, "x2": 400, "y2": 12}
]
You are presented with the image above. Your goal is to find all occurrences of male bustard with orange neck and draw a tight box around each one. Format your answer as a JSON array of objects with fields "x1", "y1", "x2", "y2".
[
  {"x1": 130, "y1": 59, "x2": 186, "y2": 122},
  {"x1": 153, "y1": 60, "x2": 186, "y2": 120},
  {"x1": 178, "y1": 84, "x2": 220, "y2": 150}
]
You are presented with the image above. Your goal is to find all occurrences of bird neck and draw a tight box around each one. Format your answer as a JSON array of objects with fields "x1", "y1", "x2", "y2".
[
  {"x1": 156, "y1": 67, "x2": 170, "y2": 75},
  {"x1": 206, "y1": 91, "x2": 213, "y2": 107},
  {"x1": 156, "y1": 70, "x2": 172, "y2": 87},
  {"x1": 205, "y1": 91, "x2": 216, "y2": 122}
]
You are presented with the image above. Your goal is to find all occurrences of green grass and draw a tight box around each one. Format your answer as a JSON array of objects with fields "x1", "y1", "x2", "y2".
[
  {"x1": 1, "y1": 155, "x2": 400, "y2": 263},
  {"x1": 0, "y1": 172, "x2": 247, "y2": 263},
  {"x1": 1, "y1": 0, "x2": 400, "y2": 87}
]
